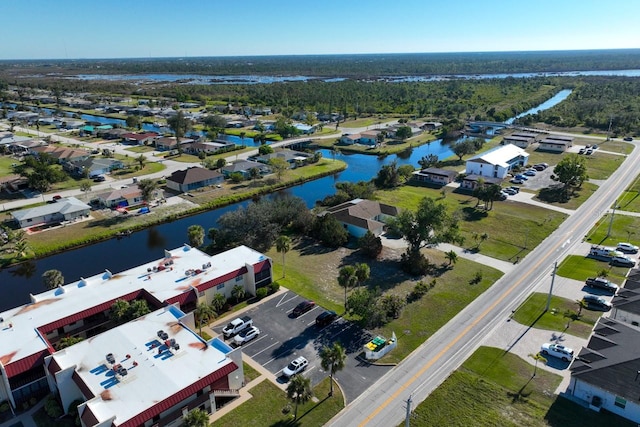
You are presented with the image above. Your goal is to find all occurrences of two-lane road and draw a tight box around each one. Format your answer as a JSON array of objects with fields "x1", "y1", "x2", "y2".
[{"x1": 328, "y1": 141, "x2": 640, "y2": 427}]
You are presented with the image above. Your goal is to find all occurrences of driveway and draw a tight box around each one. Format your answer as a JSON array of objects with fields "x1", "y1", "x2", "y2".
[{"x1": 211, "y1": 291, "x2": 393, "y2": 403}]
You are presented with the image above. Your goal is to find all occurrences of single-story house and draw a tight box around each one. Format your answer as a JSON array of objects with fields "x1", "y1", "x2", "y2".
[
  {"x1": 95, "y1": 186, "x2": 144, "y2": 208},
  {"x1": 321, "y1": 198, "x2": 399, "y2": 238},
  {"x1": 31, "y1": 146, "x2": 92, "y2": 163},
  {"x1": 121, "y1": 132, "x2": 159, "y2": 146},
  {"x1": 102, "y1": 128, "x2": 130, "y2": 140},
  {"x1": 166, "y1": 167, "x2": 224, "y2": 193},
  {"x1": 183, "y1": 141, "x2": 234, "y2": 155},
  {"x1": 359, "y1": 130, "x2": 381, "y2": 145},
  {"x1": 293, "y1": 123, "x2": 316, "y2": 134},
  {"x1": 154, "y1": 136, "x2": 195, "y2": 151},
  {"x1": 11, "y1": 197, "x2": 91, "y2": 228},
  {"x1": 611, "y1": 287, "x2": 640, "y2": 327},
  {"x1": 460, "y1": 174, "x2": 503, "y2": 191},
  {"x1": 0, "y1": 133, "x2": 33, "y2": 148},
  {"x1": 340, "y1": 133, "x2": 361, "y2": 145},
  {"x1": 538, "y1": 135, "x2": 574, "y2": 152},
  {"x1": 253, "y1": 149, "x2": 311, "y2": 167},
  {"x1": 465, "y1": 144, "x2": 529, "y2": 179},
  {"x1": 64, "y1": 157, "x2": 124, "y2": 177},
  {"x1": 502, "y1": 135, "x2": 536, "y2": 149},
  {"x1": 221, "y1": 160, "x2": 271, "y2": 179},
  {"x1": 568, "y1": 317, "x2": 640, "y2": 424},
  {"x1": 0, "y1": 174, "x2": 29, "y2": 193},
  {"x1": 412, "y1": 168, "x2": 458, "y2": 185},
  {"x1": 421, "y1": 122, "x2": 443, "y2": 130},
  {"x1": 57, "y1": 120, "x2": 85, "y2": 130}
]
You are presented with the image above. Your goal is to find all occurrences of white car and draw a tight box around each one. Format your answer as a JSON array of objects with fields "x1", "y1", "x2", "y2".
[
  {"x1": 233, "y1": 326, "x2": 260, "y2": 345},
  {"x1": 540, "y1": 343, "x2": 574, "y2": 362},
  {"x1": 282, "y1": 356, "x2": 308, "y2": 378},
  {"x1": 617, "y1": 242, "x2": 639, "y2": 254}
]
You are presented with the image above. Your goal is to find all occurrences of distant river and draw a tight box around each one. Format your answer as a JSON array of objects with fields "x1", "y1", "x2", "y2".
[
  {"x1": 69, "y1": 70, "x2": 640, "y2": 85},
  {"x1": 0, "y1": 89, "x2": 572, "y2": 311}
]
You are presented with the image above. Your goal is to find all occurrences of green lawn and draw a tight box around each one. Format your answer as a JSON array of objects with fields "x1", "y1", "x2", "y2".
[
  {"x1": 512, "y1": 293, "x2": 601, "y2": 339},
  {"x1": 110, "y1": 162, "x2": 165, "y2": 178},
  {"x1": 125, "y1": 146, "x2": 155, "y2": 153},
  {"x1": 583, "y1": 152, "x2": 626, "y2": 180},
  {"x1": 407, "y1": 346, "x2": 636, "y2": 427},
  {"x1": 0, "y1": 156, "x2": 18, "y2": 176},
  {"x1": 375, "y1": 184, "x2": 567, "y2": 262},
  {"x1": 617, "y1": 173, "x2": 640, "y2": 213},
  {"x1": 243, "y1": 361, "x2": 261, "y2": 383},
  {"x1": 533, "y1": 181, "x2": 598, "y2": 210},
  {"x1": 556, "y1": 255, "x2": 629, "y2": 285},
  {"x1": 213, "y1": 378, "x2": 344, "y2": 427}
]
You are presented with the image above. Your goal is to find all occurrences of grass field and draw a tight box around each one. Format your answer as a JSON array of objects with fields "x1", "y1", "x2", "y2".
[
  {"x1": 511, "y1": 293, "x2": 601, "y2": 339},
  {"x1": 407, "y1": 346, "x2": 635, "y2": 427},
  {"x1": 267, "y1": 238, "x2": 503, "y2": 363},
  {"x1": 556, "y1": 255, "x2": 630, "y2": 285},
  {"x1": 583, "y1": 152, "x2": 626, "y2": 180},
  {"x1": 617, "y1": 172, "x2": 640, "y2": 213},
  {"x1": 214, "y1": 378, "x2": 344, "y2": 427},
  {"x1": 533, "y1": 181, "x2": 598, "y2": 210},
  {"x1": 375, "y1": 184, "x2": 567, "y2": 262}
]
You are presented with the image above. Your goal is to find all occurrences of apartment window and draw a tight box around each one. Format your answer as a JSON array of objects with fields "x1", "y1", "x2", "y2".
[
  {"x1": 235, "y1": 275, "x2": 243, "y2": 282},
  {"x1": 216, "y1": 283, "x2": 225, "y2": 290},
  {"x1": 198, "y1": 291, "x2": 205, "y2": 297},
  {"x1": 615, "y1": 396, "x2": 626, "y2": 409}
]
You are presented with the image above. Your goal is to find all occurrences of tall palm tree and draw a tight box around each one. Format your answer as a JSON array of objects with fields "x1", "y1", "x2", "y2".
[
  {"x1": 286, "y1": 374, "x2": 312, "y2": 420},
  {"x1": 194, "y1": 303, "x2": 215, "y2": 334},
  {"x1": 445, "y1": 250, "x2": 458, "y2": 266},
  {"x1": 338, "y1": 266, "x2": 358, "y2": 311},
  {"x1": 528, "y1": 352, "x2": 547, "y2": 377},
  {"x1": 354, "y1": 263, "x2": 370, "y2": 287},
  {"x1": 275, "y1": 235, "x2": 291, "y2": 278},
  {"x1": 167, "y1": 110, "x2": 191, "y2": 157},
  {"x1": 575, "y1": 298, "x2": 588, "y2": 317},
  {"x1": 319, "y1": 342, "x2": 346, "y2": 396},
  {"x1": 42, "y1": 269, "x2": 64, "y2": 290}
]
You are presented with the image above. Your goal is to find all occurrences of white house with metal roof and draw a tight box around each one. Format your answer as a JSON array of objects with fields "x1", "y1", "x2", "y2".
[
  {"x1": 465, "y1": 143, "x2": 529, "y2": 179},
  {"x1": 11, "y1": 197, "x2": 91, "y2": 228}
]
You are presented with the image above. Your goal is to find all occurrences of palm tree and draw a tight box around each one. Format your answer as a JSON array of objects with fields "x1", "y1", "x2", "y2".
[
  {"x1": 445, "y1": 250, "x2": 458, "y2": 266},
  {"x1": 187, "y1": 225, "x2": 205, "y2": 248},
  {"x1": 42, "y1": 269, "x2": 64, "y2": 290},
  {"x1": 231, "y1": 284, "x2": 246, "y2": 303},
  {"x1": 194, "y1": 303, "x2": 215, "y2": 334},
  {"x1": 354, "y1": 263, "x2": 370, "y2": 287},
  {"x1": 286, "y1": 374, "x2": 312, "y2": 420},
  {"x1": 211, "y1": 293, "x2": 226, "y2": 314},
  {"x1": 338, "y1": 266, "x2": 358, "y2": 311},
  {"x1": 166, "y1": 110, "x2": 192, "y2": 157},
  {"x1": 319, "y1": 342, "x2": 346, "y2": 396},
  {"x1": 183, "y1": 408, "x2": 209, "y2": 427},
  {"x1": 528, "y1": 352, "x2": 547, "y2": 377},
  {"x1": 575, "y1": 298, "x2": 588, "y2": 317},
  {"x1": 275, "y1": 235, "x2": 291, "y2": 278},
  {"x1": 135, "y1": 154, "x2": 146, "y2": 169}
]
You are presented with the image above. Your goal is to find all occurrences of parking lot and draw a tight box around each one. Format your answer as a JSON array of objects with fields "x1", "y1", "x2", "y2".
[{"x1": 212, "y1": 290, "x2": 394, "y2": 403}]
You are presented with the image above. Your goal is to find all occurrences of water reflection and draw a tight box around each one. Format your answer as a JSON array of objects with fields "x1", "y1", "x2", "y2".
[
  {"x1": 146, "y1": 227, "x2": 166, "y2": 250},
  {"x1": 9, "y1": 260, "x2": 36, "y2": 278}
]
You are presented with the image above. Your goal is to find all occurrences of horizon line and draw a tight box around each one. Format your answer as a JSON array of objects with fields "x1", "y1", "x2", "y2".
[{"x1": 1, "y1": 47, "x2": 639, "y2": 62}]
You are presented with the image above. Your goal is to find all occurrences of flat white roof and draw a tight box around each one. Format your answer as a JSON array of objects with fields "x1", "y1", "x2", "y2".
[
  {"x1": 51, "y1": 307, "x2": 235, "y2": 426},
  {"x1": 467, "y1": 143, "x2": 528, "y2": 168},
  {"x1": 0, "y1": 245, "x2": 266, "y2": 373}
]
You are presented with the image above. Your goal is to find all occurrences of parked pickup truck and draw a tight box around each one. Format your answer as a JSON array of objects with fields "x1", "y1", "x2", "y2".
[
  {"x1": 222, "y1": 316, "x2": 253, "y2": 338},
  {"x1": 585, "y1": 277, "x2": 619, "y2": 293}
]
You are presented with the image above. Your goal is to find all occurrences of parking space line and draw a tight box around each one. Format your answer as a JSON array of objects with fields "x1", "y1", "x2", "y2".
[
  {"x1": 277, "y1": 293, "x2": 299, "y2": 308},
  {"x1": 294, "y1": 306, "x2": 320, "y2": 318},
  {"x1": 251, "y1": 340, "x2": 280, "y2": 358},
  {"x1": 237, "y1": 334, "x2": 269, "y2": 349},
  {"x1": 264, "y1": 348, "x2": 294, "y2": 366}
]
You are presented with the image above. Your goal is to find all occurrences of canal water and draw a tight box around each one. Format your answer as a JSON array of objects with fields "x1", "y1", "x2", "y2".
[{"x1": 0, "y1": 91, "x2": 571, "y2": 311}]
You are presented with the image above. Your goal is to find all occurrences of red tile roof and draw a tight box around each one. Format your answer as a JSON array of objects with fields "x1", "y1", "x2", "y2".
[
  {"x1": 3, "y1": 349, "x2": 49, "y2": 377},
  {"x1": 165, "y1": 289, "x2": 197, "y2": 307}
]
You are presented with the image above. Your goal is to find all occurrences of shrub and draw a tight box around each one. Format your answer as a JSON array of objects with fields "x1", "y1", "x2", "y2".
[
  {"x1": 471, "y1": 271, "x2": 483, "y2": 285},
  {"x1": 256, "y1": 287, "x2": 268, "y2": 300},
  {"x1": 44, "y1": 394, "x2": 63, "y2": 418},
  {"x1": 269, "y1": 282, "x2": 280, "y2": 294},
  {"x1": 0, "y1": 402, "x2": 10, "y2": 413}
]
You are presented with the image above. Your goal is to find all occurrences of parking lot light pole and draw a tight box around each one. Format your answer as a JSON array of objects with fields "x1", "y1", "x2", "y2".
[{"x1": 545, "y1": 261, "x2": 558, "y2": 312}]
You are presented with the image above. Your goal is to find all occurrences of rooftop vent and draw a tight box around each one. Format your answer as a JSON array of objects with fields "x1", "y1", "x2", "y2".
[
  {"x1": 106, "y1": 353, "x2": 116, "y2": 364},
  {"x1": 157, "y1": 330, "x2": 169, "y2": 340}
]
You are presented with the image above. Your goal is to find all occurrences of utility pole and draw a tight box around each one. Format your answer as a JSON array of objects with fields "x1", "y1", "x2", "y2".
[
  {"x1": 404, "y1": 395, "x2": 412, "y2": 427},
  {"x1": 607, "y1": 203, "x2": 619, "y2": 238},
  {"x1": 606, "y1": 116, "x2": 612, "y2": 141},
  {"x1": 545, "y1": 261, "x2": 558, "y2": 312}
]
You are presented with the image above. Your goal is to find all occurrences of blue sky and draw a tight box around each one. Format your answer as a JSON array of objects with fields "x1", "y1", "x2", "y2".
[{"x1": 1, "y1": 0, "x2": 639, "y2": 60}]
